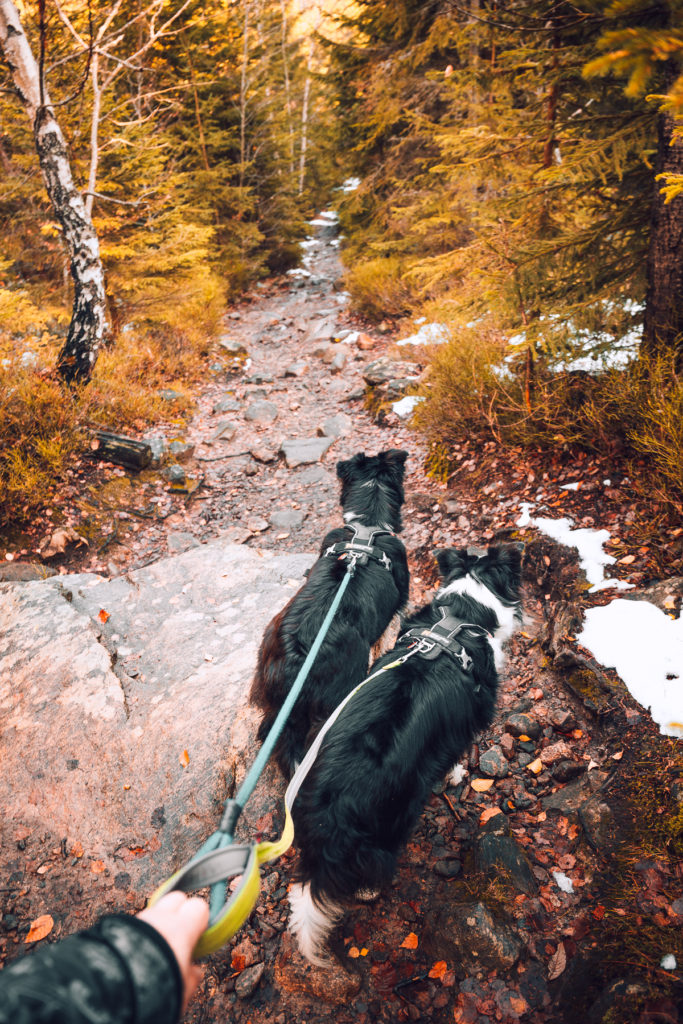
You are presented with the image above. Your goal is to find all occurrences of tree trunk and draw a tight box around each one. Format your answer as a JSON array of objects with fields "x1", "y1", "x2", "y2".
[
  {"x1": 642, "y1": 62, "x2": 683, "y2": 372},
  {"x1": 0, "y1": 0, "x2": 110, "y2": 385}
]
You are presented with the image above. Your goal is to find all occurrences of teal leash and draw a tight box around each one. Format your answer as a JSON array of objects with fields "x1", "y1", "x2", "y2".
[{"x1": 195, "y1": 559, "x2": 358, "y2": 922}]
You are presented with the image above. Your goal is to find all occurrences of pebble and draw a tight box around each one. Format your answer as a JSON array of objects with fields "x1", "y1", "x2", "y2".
[
  {"x1": 234, "y1": 962, "x2": 265, "y2": 999},
  {"x1": 244, "y1": 400, "x2": 278, "y2": 424},
  {"x1": 247, "y1": 517, "x2": 269, "y2": 533},
  {"x1": 284, "y1": 361, "x2": 308, "y2": 377},
  {"x1": 479, "y1": 746, "x2": 509, "y2": 778},
  {"x1": 168, "y1": 440, "x2": 195, "y2": 462},
  {"x1": 434, "y1": 858, "x2": 462, "y2": 878},
  {"x1": 270, "y1": 510, "x2": 305, "y2": 531},
  {"x1": 212, "y1": 419, "x2": 238, "y2": 441},
  {"x1": 551, "y1": 760, "x2": 586, "y2": 782},
  {"x1": 505, "y1": 713, "x2": 541, "y2": 740},
  {"x1": 164, "y1": 464, "x2": 186, "y2": 484},
  {"x1": 213, "y1": 396, "x2": 241, "y2": 414}
]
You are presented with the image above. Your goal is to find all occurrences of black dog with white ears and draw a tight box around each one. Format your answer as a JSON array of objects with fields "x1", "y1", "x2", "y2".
[
  {"x1": 249, "y1": 449, "x2": 410, "y2": 778},
  {"x1": 287, "y1": 543, "x2": 523, "y2": 964}
]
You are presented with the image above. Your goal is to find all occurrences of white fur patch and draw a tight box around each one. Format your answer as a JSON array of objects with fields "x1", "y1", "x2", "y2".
[
  {"x1": 288, "y1": 882, "x2": 342, "y2": 967},
  {"x1": 449, "y1": 763, "x2": 468, "y2": 786},
  {"x1": 437, "y1": 574, "x2": 519, "y2": 671}
]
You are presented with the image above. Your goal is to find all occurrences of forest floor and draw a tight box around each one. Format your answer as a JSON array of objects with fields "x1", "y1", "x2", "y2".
[{"x1": 2, "y1": 221, "x2": 683, "y2": 1024}]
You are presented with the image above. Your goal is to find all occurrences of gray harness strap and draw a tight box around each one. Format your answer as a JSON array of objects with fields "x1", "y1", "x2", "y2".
[
  {"x1": 324, "y1": 522, "x2": 393, "y2": 571},
  {"x1": 397, "y1": 609, "x2": 490, "y2": 671}
]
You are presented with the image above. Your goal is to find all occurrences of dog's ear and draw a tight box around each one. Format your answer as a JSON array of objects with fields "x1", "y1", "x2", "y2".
[
  {"x1": 435, "y1": 547, "x2": 468, "y2": 579},
  {"x1": 381, "y1": 449, "x2": 408, "y2": 468},
  {"x1": 488, "y1": 542, "x2": 524, "y2": 576},
  {"x1": 337, "y1": 452, "x2": 366, "y2": 483}
]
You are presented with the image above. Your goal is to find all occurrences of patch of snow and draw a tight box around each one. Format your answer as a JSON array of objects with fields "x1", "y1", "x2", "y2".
[
  {"x1": 577, "y1": 600, "x2": 683, "y2": 738},
  {"x1": 396, "y1": 322, "x2": 449, "y2": 347},
  {"x1": 415, "y1": 316, "x2": 427, "y2": 325},
  {"x1": 392, "y1": 395, "x2": 425, "y2": 419},
  {"x1": 560, "y1": 482, "x2": 580, "y2": 491},
  {"x1": 552, "y1": 871, "x2": 574, "y2": 894},
  {"x1": 338, "y1": 177, "x2": 361, "y2": 193},
  {"x1": 661, "y1": 954, "x2": 677, "y2": 971},
  {"x1": 287, "y1": 268, "x2": 312, "y2": 278}
]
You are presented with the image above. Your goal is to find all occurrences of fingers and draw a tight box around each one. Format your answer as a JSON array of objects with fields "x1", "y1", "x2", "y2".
[{"x1": 138, "y1": 892, "x2": 210, "y2": 1012}]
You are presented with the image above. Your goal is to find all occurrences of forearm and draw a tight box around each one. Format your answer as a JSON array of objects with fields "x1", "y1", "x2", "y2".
[{"x1": 0, "y1": 914, "x2": 182, "y2": 1024}]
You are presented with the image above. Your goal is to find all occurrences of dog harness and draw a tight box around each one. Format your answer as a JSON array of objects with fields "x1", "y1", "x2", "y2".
[
  {"x1": 323, "y1": 522, "x2": 393, "y2": 571},
  {"x1": 397, "y1": 608, "x2": 491, "y2": 671}
]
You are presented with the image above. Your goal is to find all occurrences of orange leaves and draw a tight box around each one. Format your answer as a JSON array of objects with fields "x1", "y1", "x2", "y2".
[
  {"x1": 618, "y1": 554, "x2": 636, "y2": 565},
  {"x1": 400, "y1": 931, "x2": 418, "y2": 949},
  {"x1": 179, "y1": 749, "x2": 190, "y2": 767},
  {"x1": 98, "y1": 608, "x2": 110, "y2": 623},
  {"x1": 428, "y1": 960, "x2": 448, "y2": 980},
  {"x1": 90, "y1": 859, "x2": 106, "y2": 874},
  {"x1": 70, "y1": 841, "x2": 84, "y2": 859},
  {"x1": 25, "y1": 914, "x2": 54, "y2": 944},
  {"x1": 348, "y1": 946, "x2": 368, "y2": 958},
  {"x1": 480, "y1": 807, "x2": 502, "y2": 826},
  {"x1": 470, "y1": 778, "x2": 494, "y2": 793},
  {"x1": 527, "y1": 758, "x2": 544, "y2": 775}
]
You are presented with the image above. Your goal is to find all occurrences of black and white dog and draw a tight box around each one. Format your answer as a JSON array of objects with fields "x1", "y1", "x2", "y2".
[
  {"x1": 287, "y1": 543, "x2": 523, "y2": 964},
  {"x1": 250, "y1": 449, "x2": 410, "y2": 778}
]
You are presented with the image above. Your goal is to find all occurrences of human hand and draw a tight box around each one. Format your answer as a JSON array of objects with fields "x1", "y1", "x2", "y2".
[{"x1": 138, "y1": 892, "x2": 210, "y2": 1013}]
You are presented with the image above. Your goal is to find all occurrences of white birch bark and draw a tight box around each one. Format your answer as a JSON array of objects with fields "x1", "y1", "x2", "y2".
[{"x1": 0, "y1": 0, "x2": 109, "y2": 384}]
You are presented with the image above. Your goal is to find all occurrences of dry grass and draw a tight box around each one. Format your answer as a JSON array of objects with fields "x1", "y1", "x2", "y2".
[
  {"x1": 0, "y1": 269, "x2": 224, "y2": 530},
  {"x1": 414, "y1": 329, "x2": 683, "y2": 512},
  {"x1": 344, "y1": 256, "x2": 418, "y2": 320}
]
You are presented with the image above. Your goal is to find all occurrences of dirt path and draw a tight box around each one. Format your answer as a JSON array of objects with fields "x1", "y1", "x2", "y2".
[{"x1": 3, "y1": 220, "x2": 682, "y2": 1024}]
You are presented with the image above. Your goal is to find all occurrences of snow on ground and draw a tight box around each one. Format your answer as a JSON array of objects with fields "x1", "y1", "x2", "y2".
[
  {"x1": 392, "y1": 395, "x2": 425, "y2": 419},
  {"x1": 516, "y1": 503, "x2": 633, "y2": 592},
  {"x1": 518, "y1": 503, "x2": 682, "y2": 738},
  {"x1": 577, "y1": 600, "x2": 683, "y2": 738},
  {"x1": 396, "y1": 322, "x2": 449, "y2": 347}
]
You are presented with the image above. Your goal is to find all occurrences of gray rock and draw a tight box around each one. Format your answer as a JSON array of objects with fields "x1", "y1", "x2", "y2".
[
  {"x1": 362, "y1": 358, "x2": 420, "y2": 387},
  {"x1": 542, "y1": 770, "x2": 609, "y2": 816},
  {"x1": 329, "y1": 349, "x2": 348, "y2": 373},
  {"x1": 249, "y1": 445, "x2": 278, "y2": 463},
  {"x1": 158, "y1": 389, "x2": 183, "y2": 402},
  {"x1": 579, "y1": 793, "x2": 618, "y2": 850},
  {"x1": 474, "y1": 815, "x2": 538, "y2": 895},
  {"x1": 428, "y1": 901, "x2": 523, "y2": 971},
  {"x1": 270, "y1": 510, "x2": 305, "y2": 531},
  {"x1": 213, "y1": 397, "x2": 241, "y2": 414},
  {"x1": 218, "y1": 336, "x2": 248, "y2": 355},
  {"x1": 0, "y1": 541, "x2": 314, "y2": 897},
  {"x1": 234, "y1": 962, "x2": 265, "y2": 1000},
  {"x1": 247, "y1": 517, "x2": 269, "y2": 534},
  {"x1": 504, "y1": 713, "x2": 541, "y2": 740},
  {"x1": 164, "y1": 463, "x2": 186, "y2": 484},
  {"x1": 551, "y1": 760, "x2": 586, "y2": 782},
  {"x1": 168, "y1": 440, "x2": 194, "y2": 463},
  {"x1": 284, "y1": 361, "x2": 308, "y2": 377},
  {"x1": 296, "y1": 465, "x2": 336, "y2": 487},
  {"x1": 244, "y1": 400, "x2": 278, "y2": 424},
  {"x1": 167, "y1": 532, "x2": 200, "y2": 554},
  {"x1": 318, "y1": 414, "x2": 352, "y2": 438},
  {"x1": 308, "y1": 318, "x2": 338, "y2": 342},
  {"x1": 434, "y1": 858, "x2": 462, "y2": 878},
  {"x1": 479, "y1": 746, "x2": 509, "y2": 778},
  {"x1": 280, "y1": 437, "x2": 335, "y2": 468},
  {"x1": 0, "y1": 563, "x2": 57, "y2": 582},
  {"x1": 145, "y1": 437, "x2": 166, "y2": 467},
  {"x1": 212, "y1": 419, "x2": 239, "y2": 441}
]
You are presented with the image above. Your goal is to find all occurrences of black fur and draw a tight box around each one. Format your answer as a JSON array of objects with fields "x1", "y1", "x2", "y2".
[
  {"x1": 291, "y1": 543, "x2": 523, "y2": 909},
  {"x1": 249, "y1": 449, "x2": 410, "y2": 777}
]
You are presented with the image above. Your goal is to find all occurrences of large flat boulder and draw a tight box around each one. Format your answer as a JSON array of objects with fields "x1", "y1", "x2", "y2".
[{"x1": 0, "y1": 541, "x2": 313, "y2": 894}]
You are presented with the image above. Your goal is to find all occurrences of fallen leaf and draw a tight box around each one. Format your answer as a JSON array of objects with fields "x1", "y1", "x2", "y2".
[
  {"x1": 518, "y1": 734, "x2": 532, "y2": 742},
  {"x1": 25, "y1": 914, "x2": 54, "y2": 944},
  {"x1": 400, "y1": 932, "x2": 418, "y2": 949},
  {"x1": 480, "y1": 807, "x2": 503, "y2": 825},
  {"x1": 571, "y1": 729, "x2": 583, "y2": 739},
  {"x1": 618, "y1": 554, "x2": 636, "y2": 565},
  {"x1": 587, "y1": 759, "x2": 599, "y2": 771},
  {"x1": 537, "y1": 810, "x2": 547, "y2": 822},
  {"x1": 428, "y1": 960, "x2": 448, "y2": 980},
  {"x1": 527, "y1": 758, "x2": 544, "y2": 775},
  {"x1": 90, "y1": 859, "x2": 105, "y2": 874},
  {"x1": 70, "y1": 841, "x2": 84, "y2": 859},
  {"x1": 36, "y1": 864, "x2": 50, "y2": 875},
  {"x1": 612, "y1": 750, "x2": 623, "y2": 761},
  {"x1": 231, "y1": 953, "x2": 247, "y2": 971},
  {"x1": 98, "y1": 608, "x2": 110, "y2": 624},
  {"x1": 568, "y1": 824, "x2": 580, "y2": 840},
  {"x1": 470, "y1": 778, "x2": 494, "y2": 792},
  {"x1": 41, "y1": 527, "x2": 88, "y2": 558},
  {"x1": 360, "y1": 948, "x2": 369, "y2": 956},
  {"x1": 664, "y1": 598, "x2": 676, "y2": 610},
  {"x1": 593, "y1": 904, "x2": 606, "y2": 920},
  {"x1": 530, "y1": 687, "x2": 544, "y2": 700},
  {"x1": 179, "y1": 749, "x2": 190, "y2": 767},
  {"x1": 510, "y1": 995, "x2": 529, "y2": 1015},
  {"x1": 547, "y1": 941, "x2": 567, "y2": 980}
]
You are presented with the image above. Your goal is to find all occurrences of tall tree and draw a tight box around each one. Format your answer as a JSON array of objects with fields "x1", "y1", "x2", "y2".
[{"x1": 0, "y1": 0, "x2": 109, "y2": 384}]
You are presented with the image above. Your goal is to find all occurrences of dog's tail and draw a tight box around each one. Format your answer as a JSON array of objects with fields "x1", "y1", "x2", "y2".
[{"x1": 288, "y1": 882, "x2": 343, "y2": 966}]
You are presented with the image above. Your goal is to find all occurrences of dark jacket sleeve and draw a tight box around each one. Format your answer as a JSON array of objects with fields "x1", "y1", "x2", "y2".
[{"x1": 0, "y1": 914, "x2": 182, "y2": 1024}]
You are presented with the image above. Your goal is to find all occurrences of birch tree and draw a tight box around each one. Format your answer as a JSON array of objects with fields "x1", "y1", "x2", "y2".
[{"x1": 0, "y1": 0, "x2": 109, "y2": 384}]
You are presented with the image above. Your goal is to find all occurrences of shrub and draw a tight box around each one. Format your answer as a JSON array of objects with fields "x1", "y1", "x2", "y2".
[{"x1": 344, "y1": 256, "x2": 418, "y2": 320}]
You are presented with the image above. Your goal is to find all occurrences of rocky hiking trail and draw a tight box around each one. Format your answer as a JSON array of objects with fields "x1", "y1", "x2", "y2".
[{"x1": 2, "y1": 215, "x2": 683, "y2": 1024}]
